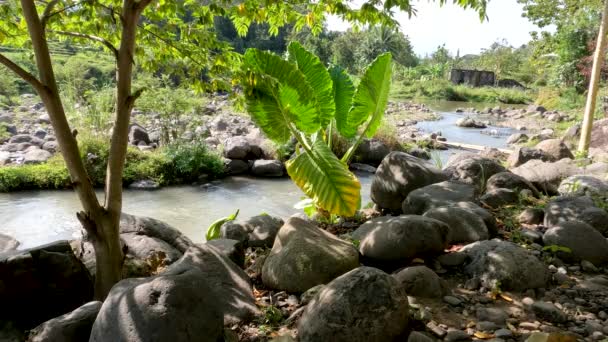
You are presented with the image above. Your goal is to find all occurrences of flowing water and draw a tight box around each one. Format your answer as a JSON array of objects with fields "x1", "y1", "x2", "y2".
[{"x1": 0, "y1": 100, "x2": 519, "y2": 249}]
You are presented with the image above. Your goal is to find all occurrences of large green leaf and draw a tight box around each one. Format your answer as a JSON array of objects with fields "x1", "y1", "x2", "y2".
[
  {"x1": 329, "y1": 65, "x2": 355, "y2": 136},
  {"x1": 343, "y1": 53, "x2": 392, "y2": 138},
  {"x1": 245, "y1": 79, "x2": 292, "y2": 144},
  {"x1": 243, "y1": 49, "x2": 322, "y2": 134},
  {"x1": 288, "y1": 42, "x2": 335, "y2": 127},
  {"x1": 286, "y1": 139, "x2": 361, "y2": 217}
]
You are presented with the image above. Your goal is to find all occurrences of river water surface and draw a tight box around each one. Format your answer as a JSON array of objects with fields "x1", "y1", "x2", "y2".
[{"x1": 0, "y1": 100, "x2": 519, "y2": 248}]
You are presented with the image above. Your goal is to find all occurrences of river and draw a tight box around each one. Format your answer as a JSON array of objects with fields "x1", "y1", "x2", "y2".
[{"x1": 0, "y1": 101, "x2": 519, "y2": 248}]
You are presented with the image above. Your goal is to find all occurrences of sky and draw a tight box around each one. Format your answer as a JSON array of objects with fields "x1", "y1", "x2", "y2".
[{"x1": 325, "y1": 0, "x2": 554, "y2": 56}]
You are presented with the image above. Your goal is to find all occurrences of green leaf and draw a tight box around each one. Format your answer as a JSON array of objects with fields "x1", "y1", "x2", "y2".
[
  {"x1": 206, "y1": 209, "x2": 240, "y2": 241},
  {"x1": 344, "y1": 53, "x2": 392, "y2": 138},
  {"x1": 245, "y1": 81, "x2": 292, "y2": 144},
  {"x1": 288, "y1": 42, "x2": 335, "y2": 127},
  {"x1": 329, "y1": 65, "x2": 355, "y2": 136},
  {"x1": 286, "y1": 139, "x2": 361, "y2": 217}
]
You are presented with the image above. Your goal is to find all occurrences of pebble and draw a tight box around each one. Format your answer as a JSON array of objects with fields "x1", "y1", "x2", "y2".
[
  {"x1": 444, "y1": 330, "x2": 471, "y2": 342},
  {"x1": 592, "y1": 332, "x2": 605, "y2": 341},
  {"x1": 532, "y1": 301, "x2": 567, "y2": 323},
  {"x1": 443, "y1": 296, "x2": 463, "y2": 306},
  {"x1": 519, "y1": 321, "x2": 541, "y2": 330},
  {"x1": 522, "y1": 297, "x2": 535, "y2": 306},
  {"x1": 553, "y1": 273, "x2": 570, "y2": 285},
  {"x1": 476, "y1": 307, "x2": 508, "y2": 325},
  {"x1": 581, "y1": 260, "x2": 599, "y2": 273},
  {"x1": 494, "y1": 329, "x2": 512, "y2": 338}
]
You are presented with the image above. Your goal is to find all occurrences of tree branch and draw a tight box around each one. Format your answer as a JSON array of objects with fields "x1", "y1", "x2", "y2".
[
  {"x1": 0, "y1": 53, "x2": 45, "y2": 94},
  {"x1": 50, "y1": 30, "x2": 119, "y2": 60},
  {"x1": 40, "y1": 0, "x2": 59, "y2": 30}
]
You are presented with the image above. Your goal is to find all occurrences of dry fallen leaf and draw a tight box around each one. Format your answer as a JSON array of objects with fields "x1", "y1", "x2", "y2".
[
  {"x1": 474, "y1": 331, "x2": 495, "y2": 339},
  {"x1": 500, "y1": 294, "x2": 513, "y2": 302}
]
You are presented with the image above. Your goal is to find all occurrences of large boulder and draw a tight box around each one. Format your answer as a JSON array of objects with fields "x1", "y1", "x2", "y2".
[
  {"x1": 89, "y1": 266, "x2": 223, "y2": 342},
  {"x1": 589, "y1": 118, "x2": 608, "y2": 149},
  {"x1": 507, "y1": 147, "x2": 555, "y2": 168},
  {"x1": 251, "y1": 159, "x2": 284, "y2": 177},
  {"x1": 203, "y1": 239, "x2": 245, "y2": 268},
  {"x1": 220, "y1": 214, "x2": 284, "y2": 248},
  {"x1": 0, "y1": 232, "x2": 19, "y2": 252},
  {"x1": 262, "y1": 217, "x2": 359, "y2": 292},
  {"x1": 224, "y1": 136, "x2": 263, "y2": 160},
  {"x1": 298, "y1": 267, "x2": 409, "y2": 342},
  {"x1": 485, "y1": 172, "x2": 540, "y2": 197},
  {"x1": 446, "y1": 201, "x2": 498, "y2": 236},
  {"x1": 480, "y1": 188, "x2": 519, "y2": 208},
  {"x1": 23, "y1": 148, "x2": 52, "y2": 164},
  {"x1": 371, "y1": 152, "x2": 447, "y2": 212},
  {"x1": 27, "y1": 301, "x2": 101, "y2": 342},
  {"x1": 393, "y1": 266, "x2": 446, "y2": 298},
  {"x1": 0, "y1": 241, "x2": 93, "y2": 329},
  {"x1": 423, "y1": 206, "x2": 489, "y2": 244},
  {"x1": 351, "y1": 215, "x2": 449, "y2": 264},
  {"x1": 401, "y1": 181, "x2": 476, "y2": 215},
  {"x1": 535, "y1": 139, "x2": 574, "y2": 160},
  {"x1": 443, "y1": 155, "x2": 506, "y2": 190},
  {"x1": 225, "y1": 158, "x2": 249, "y2": 175},
  {"x1": 511, "y1": 159, "x2": 580, "y2": 194},
  {"x1": 456, "y1": 117, "x2": 486, "y2": 128},
  {"x1": 558, "y1": 175, "x2": 608, "y2": 198},
  {"x1": 543, "y1": 221, "x2": 608, "y2": 265},
  {"x1": 119, "y1": 213, "x2": 193, "y2": 253},
  {"x1": 354, "y1": 139, "x2": 391, "y2": 166},
  {"x1": 128, "y1": 123, "x2": 150, "y2": 145},
  {"x1": 460, "y1": 240, "x2": 549, "y2": 291},
  {"x1": 544, "y1": 196, "x2": 608, "y2": 236}
]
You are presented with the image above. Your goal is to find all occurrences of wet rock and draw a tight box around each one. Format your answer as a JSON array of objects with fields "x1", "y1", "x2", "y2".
[
  {"x1": 518, "y1": 208, "x2": 544, "y2": 225},
  {"x1": 401, "y1": 181, "x2": 476, "y2": 215},
  {"x1": 544, "y1": 196, "x2": 608, "y2": 236},
  {"x1": 23, "y1": 148, "x2": 52, "y2": 164},
  {"x1": 456, "y1": 117, "x2": 486, "y2": 128},
  {"x1": 531, "y1": 301, "x2": 567, "y2": 324},
  {"x1": 0, "y1": 233, "x2": 19, "y2": 252},
  {"x1": 262, "y1": 217, "x2": 359, "y2": 292},
  {"x1": 0, "y1": 241, "x2": 93, "y2": 329},
  {"x1": 128, "y1": 123, "x2": 150, "y2": 145},
  {"x1": 251, "y1": 159, "x2": 284, "y2": 177},
  {"x1": 352, "y1": 215, "x2": 449, "y2": 265},
  {"x1": 423, "y1": 206, "x2": 489, "y2": 244},
  {"x1": 444, "y1": 154, "x2": 505, "y2": 190},
  {"x1": 460, "y1": 240, "x2": 549, "y2": 291},
  {"x1": 354, "y1": 139, "x2": 391, "y2": 166},
  {"x1": 535, "y1": 139, "x2": 574, "y2": 160},
  {"x1": 558, "y1": 175, "x2": 608, "y2": 198},
  {"x1": 298, "y1": 267, "x2": 409, "y2": 342},
  {"x1": 511, "y1": 159, "x2": 580, "y2": 194},
  {"x1": 128, "y1": 179, "x2": 160, "y2": 190},
  {"x1": 27, "y1": 301, "x2": 101, "y2": 342},
  {"x1": 89, "y1": 265, "x2": 224, "y2": 342},
  {"x1": 393, "y1": 266, "x2": 446, "y2": 298},
  {"x1": 543, "y1": 221, "x2": 608, "y2": 265},
  {"x1": 485, "y1": 172, "x2": 540, "y2": 197},
  {"x1": 480, "y1": 188, "x2": 519, "y2": 208},
  {"x1": 203, "y1": 239, "x2": 245, "y2": 269},
  {"x1": 225, "y1": 158, "x2": 249, "y2": 175},
  {"x1": 507, "y1": 147, "x2": 555, "y2": 168},
  {"x1": 349, "y1": 162, "x2": 377, "y2": 173},
  {"x1": 371, "y1": 152, "x2": 447, "y2": 212}
]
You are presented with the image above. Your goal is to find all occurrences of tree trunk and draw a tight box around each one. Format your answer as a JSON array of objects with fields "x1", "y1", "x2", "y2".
[{"x1": 578, "y1": 0, "x2": 608, "y2": 153}]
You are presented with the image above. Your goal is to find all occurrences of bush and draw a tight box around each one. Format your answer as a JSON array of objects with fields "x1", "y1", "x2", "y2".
[{"x1": 0, "y1": 139, "x2": 225, "y2": 191}]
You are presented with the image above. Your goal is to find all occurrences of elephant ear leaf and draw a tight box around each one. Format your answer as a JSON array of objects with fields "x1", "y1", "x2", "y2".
[
  {"x1": 288, "y1": 42, "x2": 335, "y2": 127},
  {"x1": 285, "y1": 139, "x2": 361, "y2": 217},
  {"x1": 344, "y1": 53, "x2": 392, "y2": 138},
  {"x1": 329, "y1": 65, "x2": 355, "y2": 137}
]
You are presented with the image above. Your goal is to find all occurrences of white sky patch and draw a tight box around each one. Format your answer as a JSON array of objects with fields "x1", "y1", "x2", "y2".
[{"x1": 325, "y1": 0, "x2": 555, "y2": 56}]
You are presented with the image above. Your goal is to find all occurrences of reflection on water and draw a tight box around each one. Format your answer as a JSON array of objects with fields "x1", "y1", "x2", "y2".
[{"x1": 0, "y1": 175, "x2": 372, "y2": 249}]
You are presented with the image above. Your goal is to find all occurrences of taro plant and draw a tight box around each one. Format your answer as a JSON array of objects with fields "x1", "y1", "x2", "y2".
[{"x1": 241, "y1": 42, "x2": 392, "y2": 217}]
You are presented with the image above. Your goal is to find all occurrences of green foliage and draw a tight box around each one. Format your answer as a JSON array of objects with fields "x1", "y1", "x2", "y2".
[
  {"x1": 242, "y1": 42, "x2": 392, "y2": 217},
  {"x1": 205, "y1": 209, "x2": 239, "y2": 241},
  {"x1": 0, "y1": 158, "x2": 71, "y2": 191},
  {"x1": 542, "y1": 244, "x2": 572, "y2": 254},
  {"x1": 162, "y1": 140, "x2": 225, "y2": 183}
]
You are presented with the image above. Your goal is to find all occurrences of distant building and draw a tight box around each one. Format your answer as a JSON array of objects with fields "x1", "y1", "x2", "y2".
[{"x1": 450, "y1": 69, "x2": 495, "y2": 87}]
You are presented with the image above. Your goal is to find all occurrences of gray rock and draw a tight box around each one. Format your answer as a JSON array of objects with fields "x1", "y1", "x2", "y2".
[
  {"x1": 8, "y1": 134, "x2": 33, "y2": 144},
  {"x1": 511, "y1": 159, "x2": 580, "y2": 194},
  {"x1": 0, "y1": 151, "x2": 10, "y2": 165},
  {"x1": 408, "y1": 331, "x2": 435, "y2": 342},
  {"x1": 495, "y1": 329, "x2": 513, "y2": 338},
  {"x1": 456, "y1": 117, "x2": 486, "y2": 128},
  {"x1": 444, "y1": 155, "x2": 506, "y2": 190},
  {"x1": 300, "y1": 284, "x2": 325, "y2": 305},
  {"x1": 352, "y1": 215, "x2": 449, "y2": 263},
  {"x1": 518, "y1": 208, "x2": 544, "y2": 225},
  {"x1": 204, "y1": 239, "x2": 245, "y2": 268},
  {"x1": 507, "y1": 133, "x2": 528, "y2": 144},
  {"x1": 446, "y1": 201, "x2": 498, "y2": 236},
  {"x1": 0, "y1": 241, "x2": 93, "y2": 329},
  {"x1": 558, "y1": 175, "x2": 608, "y2": 198},
  {"x1": 225, "y1": 158, "x2": 249, "y2": 175},
  {"x1": 298, "y1": 267, "x2": 409, "y2": 342},
  {"x1": 119, "y1": 213, "x2": 193, "y2": 253},
  {"x1": 543, "y1": 221, "x2": 608, "y2": 265},
  {"x1": 37, "y1": 113, "x2": 50, "y2": 124},
  {"x1": 520, "y1": 228, "x2": 543, "y2": 243},
  {"x1": 220, "y1": 214, "x2": 284, "y2": 248},
  {"x1": 535, "y1": 139, "x2": 574, "y2": 160},
  {"x1": 33, "y1": 129, "x2": 47, "y2": 139},
  {"x1": 0, "y1": 233, "x2": 19, "y2": 252},
  {"x1": 528, "y1": 105, "x2": 547, "y2": 114},
  {"x1": 371, "y1": 152, "x2": 447, "y2": 212},
  {"x1": 438, "y1": 252, "x2": 467, "y2": 267},
  {"x1": 128, "y1": 123, "x2": 150, "y2": 145},
  {"x1": 480, "y1": 188, "x2": 519, "y2": 208},
  {"x1": 262, "y1": 217, "x2": 359, "y2": 292},
  {"x1": 251, "y1": 159, "x2": 284, "y2": 177},
  {"x1": 444, "y1": 329, "x2": 470, "y2": 341},
  {"x1": 531, "y1": 301, "x2": 567, "y2": 323},
  {"x1": 224, "y1": 136, "x2": 262, "y2": 160},
  {"x1": 27, "y1": 301, "x2": 101, "y2": 342},
  {"x1": 89, "y1": 266, "x2": 223, "y2": 342},
  {"x1": 393, "y1": 266, "x2": 446, "y2": 298},
  {"x1": 507, "y1": 147, "x2": 555, "y2": 168},
  {"x1": 485, "y1": 172, "x2": 540, "y2": 197},
  {"x1": 42, "y1": 140, "x2": 58, "y2": 153},
  {"x1": 460, "y1": 240, "x2": 549, "y2": 291},
  {"x1": 590, "y1": 118, "x2": 608, "y2": 149},
  {"x1": 354, "y1": 139, "x2": 391, "y2": 166},
  {"x1": 544, "y1": 196, "x2": 608, "y2": 236},
  {"x1": 23, "y1": 148, "x2": 52, "y2": 164},
  {"x1": 128, "y1": 179, "x2": 160, "y2": 190},
  {"x1": 477, "y1": 321, "x2": 498, "y2": 331},
  {"x1": 477, "y1": 307, "x2": 508, "y2": 325},
  {"x1": 423, "y1": 206, "x2": 489, "y2": 244},
  {"x1": 401, "y1": 181, "x2": 476, "y2": 215},
  {"x1": 564, "y1": 124, "x2": 581, "y2": 139},
  {"x1": 349, "y1": 163, "x2": 377, "y2": 173},
  {"x1": 443, "y1": 296, "x2": 463, "y2": 306}
]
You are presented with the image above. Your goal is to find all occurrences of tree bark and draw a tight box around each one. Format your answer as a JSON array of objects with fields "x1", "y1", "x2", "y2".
[{"x1": 578, "y1": 0, "x2": 608, "y2": 153}]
